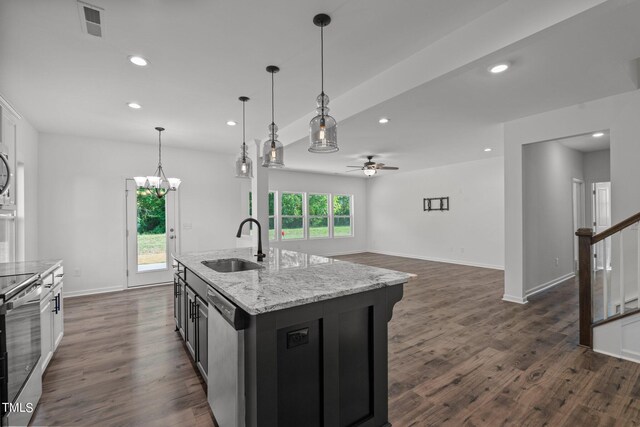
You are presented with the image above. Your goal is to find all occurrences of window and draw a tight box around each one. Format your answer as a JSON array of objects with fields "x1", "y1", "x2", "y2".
[
  {"x1": 333, "y1": 194, "x2": 353, "y2": 237},
  {"x1": 281, "y1": 192, "x2": 304, "y2": 240},
  {"x1": 268, "y1": 191, "x2": 276, "y2": 240},
  {"x1": 248, "y1": 191, "x2": 276, "y2": 238},
  {"x1": 308, "y1": 194, "x2": 329, "y2": 238},
  {"x1": 136, "y1": 189, "x2": 167, "y2": 271}
]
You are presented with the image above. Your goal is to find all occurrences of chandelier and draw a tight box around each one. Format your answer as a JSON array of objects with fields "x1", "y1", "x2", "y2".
[{"x1": 134, "y1": 127, "x2": 181, "y2": 198}]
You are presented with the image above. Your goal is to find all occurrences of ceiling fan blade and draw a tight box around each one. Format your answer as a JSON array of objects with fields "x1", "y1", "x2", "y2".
[
  {"x1": 374, "y1": 163, "x2": 386, "y2": 169},
  {"x1": 345, "y1": 169, "x2": 363, "y2": 173},
  {"x1": 379, "y1": 166, "x2": 399, "y2": 170},
  {"x1": 346, "y1": 166, "x2": 363, "y2": 168}
]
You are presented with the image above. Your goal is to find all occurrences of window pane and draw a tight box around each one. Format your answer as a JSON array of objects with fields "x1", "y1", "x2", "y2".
[
  {"x1": 309, "y1": 217, "x2": 329, "y2": 238},
  {"x1": 269, "y1": 192, "x2": 275, "y2": 216},
  {"x1": 308, "y1": 194, "x2": 328, "y2": 216},
  {"x1": 334, "y1": 217, "x2": 352, "y2": 237},
  {"x1": 269, "y1": 216, "x2": 275, "y2": 240},
  {"x1": 333, "y1": 195, "x2": 351, "y2": 216},
  {"x1": 281, "y1": 193, "x2": 303, "y2": 216},
  {"x1": 137, "y1": 190, "x2": 167, "y2": 271},
  {"x1": 282, "y1": 217, "x2": 303, "y2": 239}
]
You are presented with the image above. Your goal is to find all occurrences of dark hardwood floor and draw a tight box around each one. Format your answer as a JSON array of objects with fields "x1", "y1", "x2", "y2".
[
  {"x1": 31, "y1": 253, "x2": 640, "y2": 426},
  {"x1": 30, "y1": 285, "x2": 214, "y2": 427}
]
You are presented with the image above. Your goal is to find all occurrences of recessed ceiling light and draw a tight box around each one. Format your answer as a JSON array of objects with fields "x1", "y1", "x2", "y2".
[
  {"x1": 484, "y1": 148, "x2": 492, "y2": 152},
  {"x1": 127, "y1": 102, "x2": 142, "y2": 109},
  {"x1": 128, "y1": 56, "x2": 148, "y2": 66},
  {"x1": 489, "y1": 63, "x2": 509, "y2": 74},
  {"x1": 227, "y1": 120, "x2": 237, "y2": 126},
  {"x1": 378, "y1": 118, "x2": 389, "y2": 124},
  {"x1": 592, "y1": 132, "x2": 605, "y2": 138}
]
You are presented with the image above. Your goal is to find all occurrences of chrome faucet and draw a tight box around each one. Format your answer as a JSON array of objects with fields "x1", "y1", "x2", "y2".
[{"x1": 236, "y1": 218, "x2": 265, "y2": 261}]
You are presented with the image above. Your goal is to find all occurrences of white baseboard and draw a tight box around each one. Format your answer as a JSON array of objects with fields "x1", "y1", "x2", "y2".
[
  {"x1": 502, "y1": 294, "x2": 528, "y2": 304},
  {"x1": 592, "y1": 348, "x2": 640, "y2": 364},
  {"x1": 65, "y1": 285, "x2": 124, "y2": 298},
  {"x1": 367, "y1": 250, "x2": 504, "y2": 270},
  {"x1": 325, "y1": 250, "x2": 368, "y2": 257},
  {"x1": 525, "y1": 272, "x2": 575, "y2": 298}
]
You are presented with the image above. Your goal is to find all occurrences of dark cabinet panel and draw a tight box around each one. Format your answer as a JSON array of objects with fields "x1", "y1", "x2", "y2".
[
  {"x1": 276, "y1": 321, "x2": 322, "y2": 427},
  {"x1": 339, "y1": 307, "x2": 373, "y2": 426}
]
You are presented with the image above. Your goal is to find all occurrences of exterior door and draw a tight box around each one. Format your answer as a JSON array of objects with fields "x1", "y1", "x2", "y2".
[
  {"x1": 593, "y1": 181, "x2": 611, "y2": 271},
  {"x1": 126, "y1": 179, "x2": 178, "y2": 287}
]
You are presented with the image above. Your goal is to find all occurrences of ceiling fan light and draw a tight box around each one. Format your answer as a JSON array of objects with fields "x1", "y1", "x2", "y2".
[{"x1": 363, "y1": 168, "x2": 377, "y2": 176}]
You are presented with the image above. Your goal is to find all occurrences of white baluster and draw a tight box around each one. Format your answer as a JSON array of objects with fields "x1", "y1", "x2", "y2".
[
  {"x1": 603, "y1": 238, "x2": 609, "y2": 319},
  {"x1": 620, "y1": 231, "x2": 625, "y2": 315}
]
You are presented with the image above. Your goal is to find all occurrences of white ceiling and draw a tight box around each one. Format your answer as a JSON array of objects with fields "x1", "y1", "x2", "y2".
[
  {"x1": 0, "y1": 0, "x2": 638, "y2": 177},
  {"x1": 558, "y1": 132, "x2": 610, "y2": 153}
]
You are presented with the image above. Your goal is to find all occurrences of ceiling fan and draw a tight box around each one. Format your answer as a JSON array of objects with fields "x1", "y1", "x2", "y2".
[{"x1": 346, "y1": 155, "x2": 399, "y2": 176}]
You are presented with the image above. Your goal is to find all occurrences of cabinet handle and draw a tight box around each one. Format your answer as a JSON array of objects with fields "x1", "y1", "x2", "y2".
[{"x1": 55, "y1": 273, "x2": 64, "y2": 278}]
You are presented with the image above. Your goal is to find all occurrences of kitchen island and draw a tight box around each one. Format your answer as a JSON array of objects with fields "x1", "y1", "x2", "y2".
[{"x1": 174, "y1": 247, "x2": 412, "y2": 427}]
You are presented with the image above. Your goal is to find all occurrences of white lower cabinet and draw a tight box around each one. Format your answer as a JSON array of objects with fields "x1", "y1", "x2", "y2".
[{"x1": 40, "y1": 265, "x2": 64, "y2": 375}]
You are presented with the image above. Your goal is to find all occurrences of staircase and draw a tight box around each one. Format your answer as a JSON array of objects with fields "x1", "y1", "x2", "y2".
[{"x1": 576, "y1": 212, "x2": 640, "y2": 362}]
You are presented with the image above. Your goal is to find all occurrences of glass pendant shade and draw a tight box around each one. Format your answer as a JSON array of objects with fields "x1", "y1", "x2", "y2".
[
  {"x1": 147, "y1": 176, "x2": 161, "y2": 188},
  {"x1": 133, "y1": 176, "x2": 147, "y2": 187},
  {"x1": 235, "y1": 96, "x2": 254, "y2": 178},
  {"x1": 363, "y1": 168, "x2": 376, "y2": 176},
  {"x1": 167, "y1": 177, "x2": 182, "y2": 190},
  {"x1": 309, "y1": 93, "x2": 338, "y2": 153},
  {"x1": 309, "y1": 13, "x2": 338, "y2": 153},
  {"x1": 235, "y1": 145, "x2": 253, "y2": 178},
  {"x1": 262, "y1": 123, "x2": 284, "y2": 168}
]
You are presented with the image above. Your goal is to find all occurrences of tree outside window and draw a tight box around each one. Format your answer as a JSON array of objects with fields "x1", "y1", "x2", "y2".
[
  {"x1": 281, "y1": 192, "x2": 304, "y2": 239},
  {"x1": 308, "y1": 194, "x2": 329, "y2": 238},
  {"x1": 333, "y1": 194, "x2": 353, "y2": 237}
]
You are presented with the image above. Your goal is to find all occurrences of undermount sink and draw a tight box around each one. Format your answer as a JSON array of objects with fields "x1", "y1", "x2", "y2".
[{"x1": 202, "y1": 258, "x2": 264, "y2": 273}]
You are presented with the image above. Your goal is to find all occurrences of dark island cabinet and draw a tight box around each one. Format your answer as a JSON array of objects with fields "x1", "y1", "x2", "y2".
[{"x1": 174, "y1": 262, "x2": 209, "y2": 384}]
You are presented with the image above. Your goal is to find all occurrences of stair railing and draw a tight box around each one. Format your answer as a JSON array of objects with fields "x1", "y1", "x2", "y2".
[{"x1": 576, "y1": 211, "x2": 640, "y2": 347}]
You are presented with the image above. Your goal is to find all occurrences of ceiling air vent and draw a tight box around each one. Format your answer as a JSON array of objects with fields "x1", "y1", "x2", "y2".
[{"x1": 77, "y1": 1, "x2": 104, "y2": 38}]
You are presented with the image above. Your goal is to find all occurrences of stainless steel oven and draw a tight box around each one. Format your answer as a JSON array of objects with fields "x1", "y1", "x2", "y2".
[{"x1": 0, "y1": 273, "x2": 41, "y2": 425}]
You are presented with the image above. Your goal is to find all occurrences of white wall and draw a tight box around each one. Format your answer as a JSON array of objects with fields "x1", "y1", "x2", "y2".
[
  {"x1": 367, "y1": 157, "x2": 504, "y2": 269},
  {"x1": 504, "y1": 89, "x2": 640, "y2": 303},
  {"x1": 38, "y1": 133, "x2": 242, "y2": 296},
  {"x1": 583, "y1": 149, "x2": 610, "y2": 228},
  {"x1": 522, "y1": 141, "x2": 583, "y2": 294},
  {"x1": 265, "y1": 169, "x2": 368, "y2": 256},
  {"x1": 16, "y1": 116, "x2": 39, "y2": 261}
]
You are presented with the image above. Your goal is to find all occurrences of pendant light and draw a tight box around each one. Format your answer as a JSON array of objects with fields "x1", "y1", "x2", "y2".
[
  {"x1": 235, "y1": 96, "x2": 253, "y2": 178},
  {"x1": 309, "y1": 13, "x2": 338, "y2": 153},
  {"x1": 133, "y1": 127, "x2": 181, "y2": 198},
  {"x1": 262, "y1": 65, "x2": 284, "y2": 168}
]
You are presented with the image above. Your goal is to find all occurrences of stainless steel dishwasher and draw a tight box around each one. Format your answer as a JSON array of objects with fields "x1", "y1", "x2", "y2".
[{"x1": 207, "y1": 286, "x2": 248, "y2": 427}]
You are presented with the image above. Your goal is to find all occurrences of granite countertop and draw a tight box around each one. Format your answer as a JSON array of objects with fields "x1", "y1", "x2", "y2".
[
  {"x1": 174, "y1": 247, "x2": 414, "y2": 315},
  {"x1": 0, "y1": 259, "x2": 62, "y2": 277}
]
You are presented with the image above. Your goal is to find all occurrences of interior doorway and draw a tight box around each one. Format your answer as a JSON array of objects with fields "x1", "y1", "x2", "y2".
[
  {"x1": 125, "y1": 179, "x2": 178, "y2": 287},
  {"x1": 592, "y1": 181, "x2": 612, "y2": 271}
]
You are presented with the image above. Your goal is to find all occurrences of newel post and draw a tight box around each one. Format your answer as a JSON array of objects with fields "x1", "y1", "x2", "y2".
[{"x1": 576, "y1": 228, "x2": 594, "y2": 347}]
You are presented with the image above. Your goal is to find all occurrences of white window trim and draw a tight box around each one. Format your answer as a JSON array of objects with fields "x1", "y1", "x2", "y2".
[
  {"x1": 280, "y1": 191, "x2": 306, "y2": 241},
  {"x1": 332, "y1": 194, "x2": 354, "y2": 238},
  {"x1": 308, "y1": 193, "x2": 331, "y2": 240},
  {"x1": 269, "y1": 190, "x2": 279, "y2": 241}
]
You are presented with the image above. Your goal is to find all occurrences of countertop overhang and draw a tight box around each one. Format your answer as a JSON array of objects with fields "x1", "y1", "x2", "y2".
[
  {"x1": 0, "y1": 260, "x2": 62, "y2": 278},
  {"x1": 174, "y1": 248, "x2": 414, "y2": 315}
]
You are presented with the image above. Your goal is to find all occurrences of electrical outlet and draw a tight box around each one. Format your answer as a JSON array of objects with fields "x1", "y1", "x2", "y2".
[
  {"x1": 555, "y1": 257, "x2": 559, "y2": 266},
  {"x1": 73, "y1": 268, "x2": 81, "y2": 277}
]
